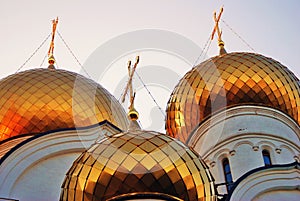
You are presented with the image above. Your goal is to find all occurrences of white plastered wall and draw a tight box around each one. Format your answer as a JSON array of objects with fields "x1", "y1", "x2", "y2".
[
  {"x1": 0, "y1": 123, "x2": 120, "y2": 201},
  {"x1": 188, "y1": 105, "x2": 300, "y2": 195},
  {"x1": 230, "y1": 165, "x2": 300, "y2": 201}
]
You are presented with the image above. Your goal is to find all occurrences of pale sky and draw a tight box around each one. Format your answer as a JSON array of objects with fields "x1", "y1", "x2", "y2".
[{"x1": 0, "y1": 0, "x2": 299, "y2": 131}]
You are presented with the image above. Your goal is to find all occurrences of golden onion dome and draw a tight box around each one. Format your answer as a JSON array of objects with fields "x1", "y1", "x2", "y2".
[
  {"x1": 0, "y1": 68, "x2": 128, "y2": 141},
  {"x1": 166, "y1": 52, "x2": 300, "y2": 143},
  {"x1": 60, "y1": 130, "x2": 216, "y2": 201}
]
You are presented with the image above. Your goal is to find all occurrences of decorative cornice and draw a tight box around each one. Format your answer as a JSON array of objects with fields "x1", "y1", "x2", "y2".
[{"x1": 225, "y1": 161, "x2": 300, "y2": 201}]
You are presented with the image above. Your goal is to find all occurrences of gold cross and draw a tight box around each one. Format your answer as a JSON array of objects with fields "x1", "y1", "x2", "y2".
[
  {"x1": 48, "y1": 17, "x2": 58, "y2": 57},
  {"x1": 211, "y1": 7, "x2": 224, "y2": 42},
  {"x1": 121, "y1": 56, "x2": 140, "y2": 109}
]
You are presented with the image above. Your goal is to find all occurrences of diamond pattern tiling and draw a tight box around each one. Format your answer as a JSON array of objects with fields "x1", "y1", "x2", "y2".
[
  {"x1": 60, "y1": 130, "x2": 216, "y2": 201},
  {"x1": 166, "y1": 52, "x2": 300, "y2": 143},
  {"x1": 0, "y1": 68, "x2": 128, "y2": 141}
]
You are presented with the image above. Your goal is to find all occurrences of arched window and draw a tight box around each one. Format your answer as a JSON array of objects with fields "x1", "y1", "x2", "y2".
[
  {"x1": 222, "y1": 158, "x2": 233, "y2": 191},
  {"x1": 262, "y1": 150, "x2": 272, "y2": 166}
]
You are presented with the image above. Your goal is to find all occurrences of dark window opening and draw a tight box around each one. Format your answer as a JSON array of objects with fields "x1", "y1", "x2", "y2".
[
  {"x1": 262, "y1": 150, "x2": 272, "y2": 166},
  {"x1": 222, "y1": 158, "x2": 233, "y2": 192}
]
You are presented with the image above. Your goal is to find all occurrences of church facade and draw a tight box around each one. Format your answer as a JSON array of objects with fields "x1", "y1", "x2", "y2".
[{"x1": 0, "y1": 15, "x2": 299, "y2": 201}]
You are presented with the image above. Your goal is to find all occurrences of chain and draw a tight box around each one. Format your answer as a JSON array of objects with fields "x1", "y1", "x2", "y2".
[
  {"x1": 192, "y1": 34, "x2": 213, "y2": 68},
  {"x1": 40, "y1": 53, "x2": 48, "y2": 67},
  {"x1": 203, "y1": 39, "x2": 212, "y2": 59},
  {"x1": 135, "y1": 71, "x2": 166, "y2": 118},
  {"x1": 118, "y1": 68, "x2": 166, "y2": 118},
  {"x1": 16, "y1": 33, "x2": 51, "y2": 73},
  {"x1": 221, "y1": 19, "x2": 256, "y2": 52},
  {"x1": 57, "y1": 31, "x2": 91, "y2": 78}
]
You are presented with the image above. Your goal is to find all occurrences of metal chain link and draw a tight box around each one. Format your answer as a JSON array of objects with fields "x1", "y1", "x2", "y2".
[
  {"x1": 192, "y1": 34, "x2": 213, "y2": 68},
  {"x1": 57, "y1": 31, "x2": 91, "y2": 78},
  {"x1": 135, "y1": 71, "x2": 166, "y2": 118},
  {"x1": 221, "y1": 19, "x2": 256, "y2": 52},
  {"x1": 16, "y1": 33, "x2": 51, "y2": 73}
]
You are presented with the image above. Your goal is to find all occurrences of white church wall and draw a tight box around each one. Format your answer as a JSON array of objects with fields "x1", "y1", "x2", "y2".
[
  {"x1": 274, "y1": 144, "x2": 297, "y2": 164},
  {"x1": 253, "y1": 189, "x2": 300, "y2": 201},
  {"x1": 229, "y1": 164, "x2": 300, "y2": 201},
  {"x1": 10, "y1": 152, "x2": 79, "y2": 201},
  {"x1": 0, "y1": 122, "x2": 121, "y2": 201},
  {"x1": 230, "y1": 143, "x2": 262, "y2": 180},
  {"x1": 190, "y1": 106, "x2": 299, "y2": 159},
  {"x1": 188, "y1": 105, "x2": 300, "y2": 195}
]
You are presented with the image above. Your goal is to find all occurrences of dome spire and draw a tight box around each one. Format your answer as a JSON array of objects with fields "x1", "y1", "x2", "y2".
[
  {"x1": 47, "y1": 17, "x2": 58, "y2": 69},
  {"x1": 122, "y1": 56, "x2": 140, "y2": 130},
  {"x1": 211, "y1": 7, "x2": 227, "y2": 55}
]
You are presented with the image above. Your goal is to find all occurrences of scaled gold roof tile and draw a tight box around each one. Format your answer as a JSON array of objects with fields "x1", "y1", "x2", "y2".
[
  {"x1": 60, "y1": 130, "x2": 216, "y2": 201},
  {"x1": 0, "y1": 68, "x2": 128, "y2": 141},
  {"x1": 166, "y1": 52, "x2": 300, "y2": 143}
]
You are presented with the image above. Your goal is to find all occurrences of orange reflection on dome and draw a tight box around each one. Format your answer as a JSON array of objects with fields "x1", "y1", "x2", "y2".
[
  {"x1": 60, "y1": 130, "x2": 216, "y2": 201},
  {"x1": 166, "y1": 52, "x2": 300, "y2": 143},
  {"x1": 0, "y1": 68, "x2": 128, "y2": 141},
  {"x1": 0, "y1": 125, "x2": 11, "y2": 140}
]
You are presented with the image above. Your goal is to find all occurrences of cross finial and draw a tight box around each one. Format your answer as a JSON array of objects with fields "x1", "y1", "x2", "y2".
[
  {"x1": 48, "y1": 17, "x2": 58, "y2": 68},
  {"x1": 122, "y1": 56, "x2": 140, "y2": 120},
  {"x1": 211, "y1": 7, "x2": 227, "y2": 55}
]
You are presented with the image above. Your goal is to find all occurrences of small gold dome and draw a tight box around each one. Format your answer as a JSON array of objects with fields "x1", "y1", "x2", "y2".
[
  {"x1": 0, "y1": 68, "x2": 128, "y2": 141},
  {"x1": 60, "y1": 130, "x2": 216, "y2": 201},
  {"x1": 166, "y1": 52, "x2": 300, "y2": 143}
]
